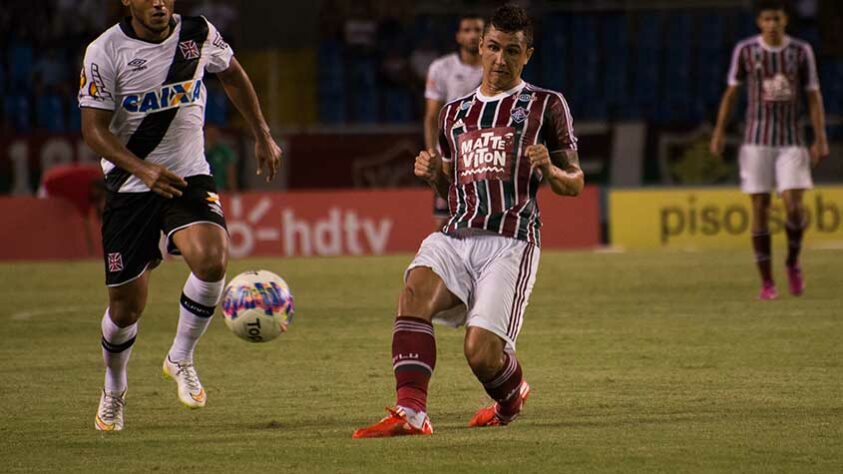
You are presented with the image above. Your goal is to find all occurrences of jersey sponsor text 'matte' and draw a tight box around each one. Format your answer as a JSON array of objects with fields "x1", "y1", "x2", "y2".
[
  {"x1": 437, "y1": 82, "x2": 577, "y2": 246},
  {"x1": 78, "y1": 14, "x2": 233, "y2": 192},
  {"x1": 728, "y1": 35, "x2": 820, "y2": 147}
]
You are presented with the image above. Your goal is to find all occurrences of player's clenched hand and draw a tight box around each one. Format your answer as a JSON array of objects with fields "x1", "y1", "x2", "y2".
[
  {"x1": 526, "y1": 144, "x2": 551, "y2": 173},
  {"x1": 255, "y1": 132, "x2": 283, "y2": 183},
  {"x1": 810, "y1": 140, "x2": 829, "y2": 168},
  {"x1": 415, "y1": 149, "x2": 442, "y2": 183},
  {"x1": 138, "y1": 163, "x2": 187, "y2": 199}
]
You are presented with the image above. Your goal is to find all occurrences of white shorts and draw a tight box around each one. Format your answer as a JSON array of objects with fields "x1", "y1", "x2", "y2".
[
  {"x1": 405, "y1": 232, "x2": 540, "y2": 352},
  {"x1": 739, "y1": 145, "x2": 813, "y2": 194}
]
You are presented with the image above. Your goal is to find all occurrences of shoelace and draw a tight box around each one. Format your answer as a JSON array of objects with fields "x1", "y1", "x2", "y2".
[
  {"x1": 100, "y1": 393, "x2": 124, "y2": 421},
  {"x1": 175, "y1": 361, "x2": 201, "y2": 392}
]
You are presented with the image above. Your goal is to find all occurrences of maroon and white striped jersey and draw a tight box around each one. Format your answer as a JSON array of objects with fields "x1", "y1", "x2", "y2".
[
  {"x1": 727, "y1": 35, "x2": 820, "y2": 147},
  {"x1": 437, "y1": 81, "x2": 577, "y2": 246}
]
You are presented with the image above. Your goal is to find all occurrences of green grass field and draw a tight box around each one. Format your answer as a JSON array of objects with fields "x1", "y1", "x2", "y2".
[{"x1": 1, "y1": 249, "x2": 841, "y2": 473}]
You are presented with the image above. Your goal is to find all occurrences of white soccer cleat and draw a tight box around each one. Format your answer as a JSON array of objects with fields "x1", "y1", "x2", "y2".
[
  {"x1": 95, "y1": 388, "x2": 126, "y2": 432},
  {"x1": 163, "y1": 356, "x2": 207, "y2": 409}
]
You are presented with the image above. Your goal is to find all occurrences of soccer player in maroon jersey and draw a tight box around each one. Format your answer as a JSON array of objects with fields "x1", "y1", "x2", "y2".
[
  {"x1": 711, "y1": 0, "x2": 829, "y2": 300},
  {"x1": 353, "y1": 5, "x2": 583, "y2": 438}
]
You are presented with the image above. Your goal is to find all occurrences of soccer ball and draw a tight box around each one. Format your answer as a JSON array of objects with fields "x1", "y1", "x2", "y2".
[{"x1": 221, "y1": 270, "x2": 294, "y2": 343}]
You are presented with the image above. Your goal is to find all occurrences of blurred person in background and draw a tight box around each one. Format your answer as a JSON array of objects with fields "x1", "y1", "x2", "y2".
[
  {"x1": 423, "y1": 13, "x2": 484, "y2": 229},
  {"x1": 204, "y1": 124, "x2": 238, "y2": 192},
  {"x1": 710, "y1": 0, "x2": 829, "y2": 300}
]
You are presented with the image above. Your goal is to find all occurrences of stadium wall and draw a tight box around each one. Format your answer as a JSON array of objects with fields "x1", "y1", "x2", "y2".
[
  {"x1": 610, "y1": 187, "x2": 843, "y2": 249},
  {"x1": 0, "y1": 187, "x2": 601, "y2": 261}
]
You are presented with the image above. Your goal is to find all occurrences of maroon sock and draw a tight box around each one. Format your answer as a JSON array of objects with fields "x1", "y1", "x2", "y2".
[
  {"x1": 392, "y1": 316, "x2": 436, "y2": 414},
  {"x1": 482, "y1": 353, "x2": 523, "y2": 417},
  {"x1": 751, "y1": 231, "x2": 773, "y2": 284},
  {"x1": 785, "y1": 219, "x2": 805, "y2": 268}
]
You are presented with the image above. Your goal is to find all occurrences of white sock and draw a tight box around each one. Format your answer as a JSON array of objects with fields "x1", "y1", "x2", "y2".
[
  {"x1": 397, "y1": 405, "x2": 427, "y2": 429},
  {"x1": 101, "y1": 309, "x2": 138, "y2": 394},
  {"x1": 167, "y1": 273, "x2": 224, "y2": 362}
]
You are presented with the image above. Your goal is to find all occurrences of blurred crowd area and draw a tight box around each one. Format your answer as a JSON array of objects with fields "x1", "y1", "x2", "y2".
[{"x1": 1, "y1": 0, "x2": 842, "y2": 134}]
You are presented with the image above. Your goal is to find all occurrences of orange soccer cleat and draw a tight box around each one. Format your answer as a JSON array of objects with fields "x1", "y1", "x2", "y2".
[
  {"x1": 468, "y1": 380, "x2": 531, "y2": 428},
  {"x1": 352, "y1": 407, "x2": 433, "y2": 439}
]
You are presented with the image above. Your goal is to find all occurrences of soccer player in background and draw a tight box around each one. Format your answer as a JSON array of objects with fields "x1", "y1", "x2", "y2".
[
  {"x1": 353, "y1": 4, "x2": 583, "y2": 438},
  {"x1": 423, "y1": 14, "x2": 484, "y2": 229},
  {"x1": 79, "y1": 0, "x2": 282, "y2": 431},
  {"x1": 710, "y1": 0, "x2": 829, "y2": 300}
]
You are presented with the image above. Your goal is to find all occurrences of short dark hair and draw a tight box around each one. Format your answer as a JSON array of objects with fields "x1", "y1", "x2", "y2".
[
  {"x1": 484, "y1": 4, "x2": 534, "y2": 47},
  {"x1": 755, "y1": 0, "x2": 788, "y2": 15}
]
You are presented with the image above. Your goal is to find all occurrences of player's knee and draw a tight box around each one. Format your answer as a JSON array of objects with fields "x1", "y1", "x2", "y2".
[
  {"x1": 108, "y1": 300, "x2": 144, "y2": 327},
  {"x1": 398, "y1": 284, "x2": 435, "y2": 320},
  {"x1": 191, "y1": 247, "x2": 228, "y2": 281},
  {"x1": 464, "y1": 336, "x2": 504, "y2": 381}
]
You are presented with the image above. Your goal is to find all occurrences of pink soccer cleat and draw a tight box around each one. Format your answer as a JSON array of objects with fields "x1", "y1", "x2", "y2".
[
  {"x1": 758, "y1": 282, "x2": 779, "y2": 301},
  {"x1": 786, "y1": 265, "x2": 805, "y2": 296}
]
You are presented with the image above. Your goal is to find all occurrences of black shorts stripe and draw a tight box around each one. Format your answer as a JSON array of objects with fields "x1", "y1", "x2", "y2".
[
  {"x1": 180, "y1": 292, "x2": 216, "y2": 318},
  {"x1": 101, "y1": 335, "x2": 137, "y2": 353},
  {"x1": 106, "y1": 16, "x2": 209, "y2": 191}
]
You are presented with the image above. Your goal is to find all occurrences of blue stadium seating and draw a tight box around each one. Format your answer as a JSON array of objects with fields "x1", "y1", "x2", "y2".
[{"x1": 35, "y1": 92, "x2": 65, "y2": 132}]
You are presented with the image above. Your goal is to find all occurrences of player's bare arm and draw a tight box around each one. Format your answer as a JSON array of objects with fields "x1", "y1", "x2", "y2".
[
  {"x1": 81, "y1": 107, "x2": 187, "y2": 198},
  {"x1": 414, "y1": 149, "x2": 450, "y2": 198},
  {"x1": 527, "y1": 145, "x2": 583, "y2": 196},
  {"x1": 710, "y1": 85, "x2": 740, "y2": 156},
  {"x1": 216, "y1": 57, "x2": 282, "y2": 182},
  {"x1": 806, "y1": 90, "x2": 829, "y2": 166},
  {"x1": 424, "y1": 99, "x2": 445, "y2": 151}
]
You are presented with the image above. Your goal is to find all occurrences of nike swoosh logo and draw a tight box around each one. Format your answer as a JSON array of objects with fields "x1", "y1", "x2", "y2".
[{"x1": 191, "y1": 389, "x2": 206, "y2": 403}]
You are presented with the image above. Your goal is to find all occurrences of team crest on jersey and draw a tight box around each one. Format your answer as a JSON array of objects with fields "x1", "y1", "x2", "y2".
[
  {"x1": 121, "y1": 79, "x2": 203, "y2": 113},
  {"x1": 179, "y1": 40, "x2": 201, "y2": 60},
  {"x1": 456, "y1": 127, "x2": 515, "y2": 185},
  {"x1": 511, "y1": 107, "x2": 529, "y2": 124},
  {"x1": 762, "y1": 73, "x2": 794, "y2": 102},
  {"x1": 107, "y1": 253, "x2": 124, "y2": 273}
]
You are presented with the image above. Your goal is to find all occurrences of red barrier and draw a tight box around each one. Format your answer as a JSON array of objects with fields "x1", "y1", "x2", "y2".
[
  {"x1": 0, "y1": 197, "x2": 100, "y2": 260},
  {"x1": 0, "y1": 187, "x2": 600, "y2": 261}
]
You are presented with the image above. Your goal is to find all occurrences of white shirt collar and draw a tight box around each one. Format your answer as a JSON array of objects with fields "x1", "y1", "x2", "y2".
[{"x1": 475, "y1": 81, "x2": 526, "y2": 102}]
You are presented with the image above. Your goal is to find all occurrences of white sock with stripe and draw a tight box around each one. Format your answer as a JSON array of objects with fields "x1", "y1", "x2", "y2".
[
  {"x1": 167, "y1": 273, "x2": 224, "y2": 362},
  {"x1": 101, "y1": 309, "x2": 138, "y2": 394}
]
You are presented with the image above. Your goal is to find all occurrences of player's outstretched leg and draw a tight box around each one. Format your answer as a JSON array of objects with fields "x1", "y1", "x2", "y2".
[
  {"x1": 465, "y1": 328, "x2": 530, "y2": 427},
  {"x1": 96, "y1": 308, "x2": 137, "y2": 431},
  {"x1": 165, "y1": 224, "x2": 228, "y2": 409},
  {"x1": 352, "y1": 316, "x2": 436, "y2": 438},
  {"x1": 163, "y1": 272, "x2": 224, "y2": 409},
  {"x1": 354, "y1": 267, "x2": 457, "y2": 439}
]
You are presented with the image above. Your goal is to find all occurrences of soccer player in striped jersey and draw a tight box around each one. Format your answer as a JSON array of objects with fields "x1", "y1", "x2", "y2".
[
  {"x1": 711, "y1": 0, "x2": 829, "y2": 300},
  {"x1": 81, "y1": 0, "x2": 281, "y2": 431},
  {"x1": 353, "y1": 5, "x2": 583, "y2": 438},
  {"x1": 423, "y1": 13, "x2": 484, "y2": 228}
]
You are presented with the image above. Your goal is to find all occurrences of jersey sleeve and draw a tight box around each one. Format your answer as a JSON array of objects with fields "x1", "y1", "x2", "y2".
[
  {"x1": 727, "y1": 43, "x2": 746, "y2": 87},
  {"x1": 543, "y1": 93, "x2": 578, "y2": 153},
  {"x1": 437, "y1": 103, "x2": 453, "y2": 162},
  {"x1": 203, "y1": 17, "x2": 234, "y2": 73},
  {"x1": 425, "y1": 60, "x2": 447, "y2": 102},
  {"x1": 78, "y1": 42, "x2": 117, "y2": 111},
  {"x1": 800, "y1": 42, "x2": 820, "y2": 91}
]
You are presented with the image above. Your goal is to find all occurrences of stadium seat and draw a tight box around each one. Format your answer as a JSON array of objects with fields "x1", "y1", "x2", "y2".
[
  {"x1": 3, "y1": 93, "x2": 30, "y2": 133},
  {"x1": 35, "y1": 92, "x2": 65, "y2": 132}
]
